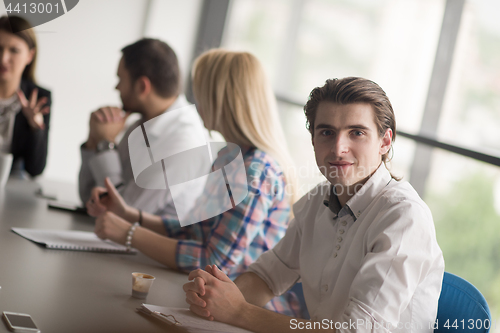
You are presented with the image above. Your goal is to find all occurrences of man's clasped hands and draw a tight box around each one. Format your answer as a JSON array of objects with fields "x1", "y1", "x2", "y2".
[{"x1": 184, "y1": 265, "x2": 247, "y2": 325}]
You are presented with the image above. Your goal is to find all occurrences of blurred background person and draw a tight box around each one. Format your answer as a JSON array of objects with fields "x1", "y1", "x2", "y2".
[
  {"x1": 78, "y1": 38, "x2": 203, "y2": 215},
  {"x1": 0, "y1": 15, "x2": 51, "y2": 178},
  {"x1": 87, "y1": 49, "x2": 304, "y2": 317}
]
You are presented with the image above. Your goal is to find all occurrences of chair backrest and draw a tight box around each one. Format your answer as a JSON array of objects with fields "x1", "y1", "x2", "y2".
[{"x1": 434, "y1": 272, "x2": 492, "y2": 333}]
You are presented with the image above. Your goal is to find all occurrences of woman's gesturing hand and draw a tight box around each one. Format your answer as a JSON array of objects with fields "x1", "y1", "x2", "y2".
[
  {"x1": 17, "y1": 88, "x2": 49, "y2": 130},
  {"x1": 86, "y1": 177, "x2": 129, "y2": 219}
]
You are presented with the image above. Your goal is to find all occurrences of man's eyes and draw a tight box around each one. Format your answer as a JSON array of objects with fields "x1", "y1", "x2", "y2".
[
  {"x1": 320, "y1": 130, "x2": 333, "y2": 136},
  {"x1": 352, "y1": 130, "x2": 364, "y2": 136},
  {"x1": 318, "y1": 129, "x2": 365, "y2": 137}
]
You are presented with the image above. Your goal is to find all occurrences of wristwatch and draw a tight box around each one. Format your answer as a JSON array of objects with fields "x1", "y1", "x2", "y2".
[{"x1": 96, "y1": 140, "x2": 116, "y2": 153}]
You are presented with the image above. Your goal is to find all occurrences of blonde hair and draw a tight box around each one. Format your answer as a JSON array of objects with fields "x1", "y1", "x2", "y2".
[{"x1": 192, "y1": 49, "x2": 298, "y2": 203}]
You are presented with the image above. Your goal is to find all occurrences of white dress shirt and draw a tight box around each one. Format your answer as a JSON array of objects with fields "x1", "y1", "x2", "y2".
[
  {"x1": 249, "y1": 163, "x2": 445, "y2": 332},
  {"x1": 79, "y1": 95, "x2": 207, "y2": 215}
]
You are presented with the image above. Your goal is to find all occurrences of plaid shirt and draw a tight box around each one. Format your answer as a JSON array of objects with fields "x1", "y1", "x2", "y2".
[{"x1": 162, "y1": 147, "x2": 305, "y2": 317}]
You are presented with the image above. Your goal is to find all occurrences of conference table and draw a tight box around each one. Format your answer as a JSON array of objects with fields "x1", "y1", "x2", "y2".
[{"x1": 0, "y1": 178, "x2": 191, "y2": 333}]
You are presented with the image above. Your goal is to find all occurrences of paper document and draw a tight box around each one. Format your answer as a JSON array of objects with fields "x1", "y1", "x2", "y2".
[{"x1": 140, "y1": 304, "x2": 253, "y2": 333}]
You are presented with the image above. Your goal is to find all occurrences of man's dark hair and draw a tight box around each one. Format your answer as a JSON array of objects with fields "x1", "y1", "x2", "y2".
[{"x1": 121, "y1": 38, "x2": 180, "y2": 98}]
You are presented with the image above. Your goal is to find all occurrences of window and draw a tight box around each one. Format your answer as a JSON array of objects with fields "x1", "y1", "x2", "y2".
[
  {"x1": 426, "y1": 149, "x2": 500, "y2": 317},
  {"x1": 439, "y1": 0, "x2": 500, "y2": 154},
  {"x1": 222, "y1": 0, "x2": 500, "y2": 319},
  {"x1": 223, "y1": 0, "x2": 444, "y2": 193}
]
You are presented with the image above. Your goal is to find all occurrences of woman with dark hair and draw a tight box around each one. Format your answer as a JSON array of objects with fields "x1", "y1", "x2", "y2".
[{"x1": 0, "y1": 16, "x2": 51, "y2": 177}]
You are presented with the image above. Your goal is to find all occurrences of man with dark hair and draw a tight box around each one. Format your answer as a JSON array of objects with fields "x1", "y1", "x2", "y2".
[
  {"x1": 120, "y1": 38, "x2": 180, "y2": 99},
  {"x1": 183, "y1": 77, "x2": 444, "y2": 332},
  {"x1": 79, "y1": 38, "x2": 205, "y2": 215}
]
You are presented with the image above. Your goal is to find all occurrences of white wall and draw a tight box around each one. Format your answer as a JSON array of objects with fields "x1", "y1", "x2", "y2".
[
  {"x1": 0, "y1": 0, "x2": 202, "y2": 185},
  {"x1": 144, "y1": 0, "x2": 203, "y2": 91}
]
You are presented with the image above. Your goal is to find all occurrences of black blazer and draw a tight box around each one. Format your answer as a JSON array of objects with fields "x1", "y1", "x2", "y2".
[{"x1": 10, "y1": 79, "x2": 51, "y2": 177}]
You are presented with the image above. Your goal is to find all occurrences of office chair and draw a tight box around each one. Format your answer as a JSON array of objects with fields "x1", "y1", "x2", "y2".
[{"x1": 434, "y1": 272, "x2": 492, "y2": 333}]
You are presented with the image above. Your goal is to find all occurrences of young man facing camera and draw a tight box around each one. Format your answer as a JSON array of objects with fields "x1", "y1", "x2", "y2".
[
  {"x1": 184, "y1": 77, "x2": 445, "y2": 332},
  {"x1": 79, "y1": 38, "x2": 205, "y2": 215}
]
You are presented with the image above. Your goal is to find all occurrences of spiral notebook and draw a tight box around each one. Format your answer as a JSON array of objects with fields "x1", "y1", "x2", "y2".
[{"x1": 11, "y1": 228, "x2": 137, "y2": 254}]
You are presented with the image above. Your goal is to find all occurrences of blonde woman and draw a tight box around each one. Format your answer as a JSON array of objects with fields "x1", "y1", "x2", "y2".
[{"x1": 87, "y1": 49, "x2": 301, "y2": 316}]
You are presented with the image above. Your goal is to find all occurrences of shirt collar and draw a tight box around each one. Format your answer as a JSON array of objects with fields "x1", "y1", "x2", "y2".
[
  {"x1": 167, "y1": 94, "x2": 188, "y2": 111},
  {"x1": 323, "y1": 163, "x2": 393, "y2": 220},
  {"x1": 143, "y1": 95, "x2": 191, "y2": 137}
]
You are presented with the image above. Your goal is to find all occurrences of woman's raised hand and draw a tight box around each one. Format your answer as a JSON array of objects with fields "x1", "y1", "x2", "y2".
[
  {"x1": 17, "y1": 88, "x2": 49, "y2": 130},
  {"x1": 86, "y1": 177, "x2": 129, "y2": 219}
]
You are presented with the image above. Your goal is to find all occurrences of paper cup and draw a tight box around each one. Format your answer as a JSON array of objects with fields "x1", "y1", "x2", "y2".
[{"x1": 131, "y1": 272, "x2": 155, "y2": 299}]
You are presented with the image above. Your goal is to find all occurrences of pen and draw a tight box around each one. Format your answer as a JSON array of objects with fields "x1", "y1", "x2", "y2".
[
  {"x1": 152, "y1": 311, "x2": 181, "y2": 325},
  {"x1": 136, "y1": 306, "x2": 180, "y2": 325},
  {"x1": 98, "y1": 182, "x2": 124, "y2": 199}
]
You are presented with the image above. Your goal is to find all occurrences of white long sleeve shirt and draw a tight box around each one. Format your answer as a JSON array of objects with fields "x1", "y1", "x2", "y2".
[
  {"x1": 79, "y1": 95, "x2": 206, "y2": 215},
  {"x1": 248, "y1": 163, "x2": 445, "y2": 332}
]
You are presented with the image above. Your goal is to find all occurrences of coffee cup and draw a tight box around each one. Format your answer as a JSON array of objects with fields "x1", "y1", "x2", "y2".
[{"x1": 131, "y1": 272, "x2": 155, "y2": 299}]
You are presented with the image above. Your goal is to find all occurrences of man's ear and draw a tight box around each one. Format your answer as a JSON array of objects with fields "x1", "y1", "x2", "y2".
[
  {"x1": 135, "y1": 76, "x2": 152, "y2": 97},
  {"x1": 380, "y1": 128, "x2": 392, "y2": 155}
]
